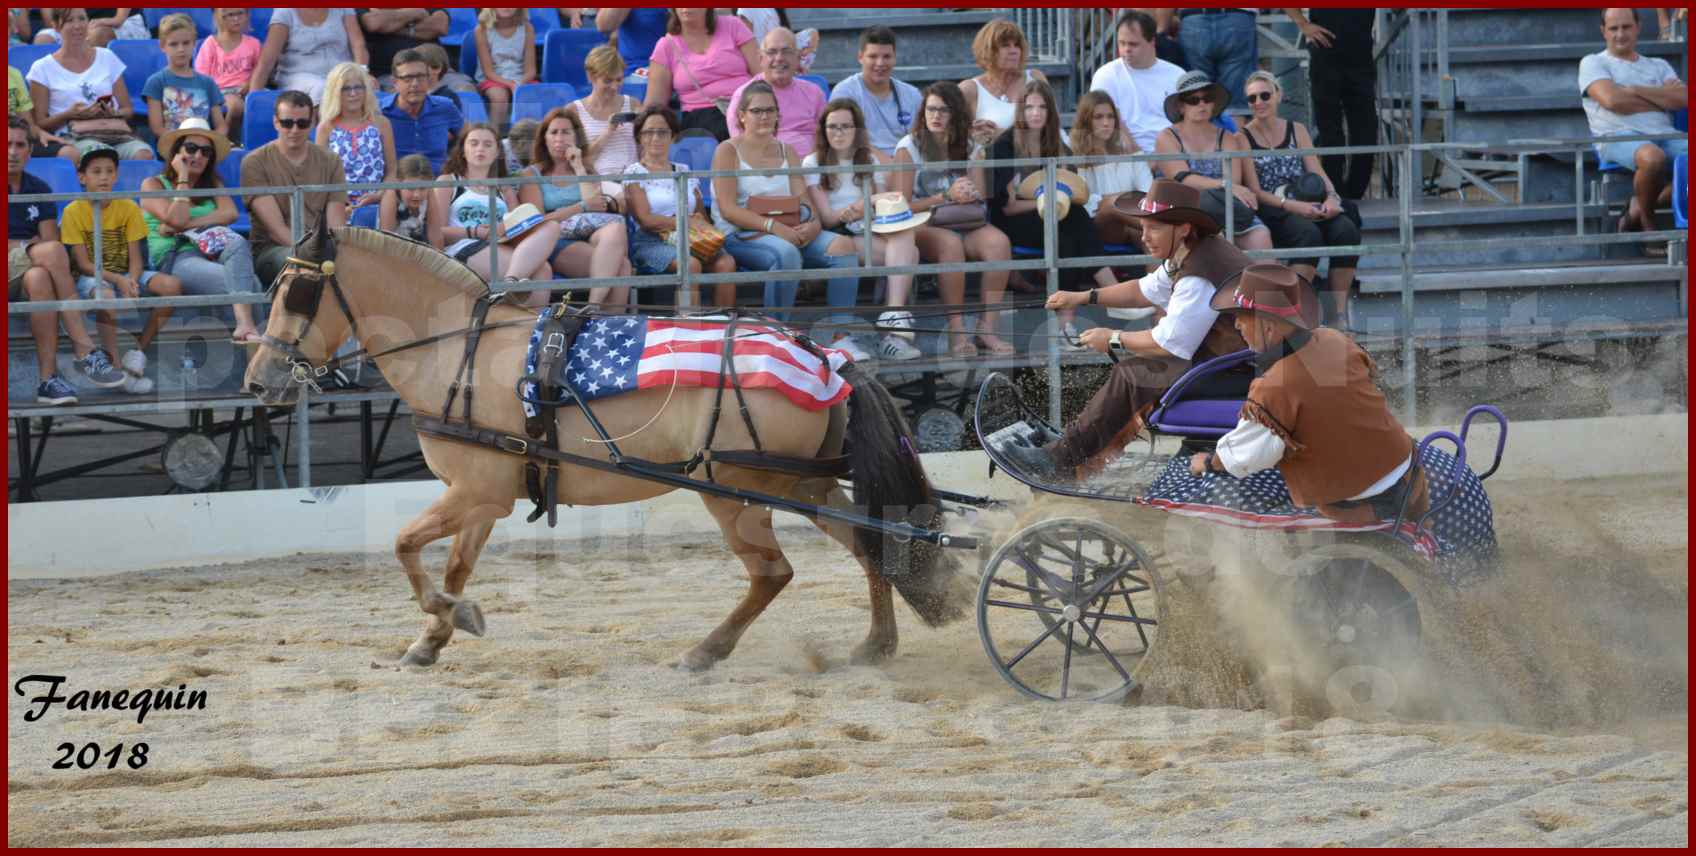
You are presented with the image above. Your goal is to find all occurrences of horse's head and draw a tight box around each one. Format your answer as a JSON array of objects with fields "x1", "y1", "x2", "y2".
[{"x1": 244, "y1": 255, "x2": 356, "y2": 406}]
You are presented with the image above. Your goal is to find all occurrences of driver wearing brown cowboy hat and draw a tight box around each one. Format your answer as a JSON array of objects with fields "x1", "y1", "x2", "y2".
[
  {"x1": 1003, "y1": 178, "x2": 1255, "y2": 482},
  {"x1": 1192, "y1": 263, "x2": 1430, "y2": 524}
]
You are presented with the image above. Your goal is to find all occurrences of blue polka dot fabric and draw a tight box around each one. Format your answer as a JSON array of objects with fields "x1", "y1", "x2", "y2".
[{"x1": 1133, "y1": 444, "x2": 1498, "y2": 587}]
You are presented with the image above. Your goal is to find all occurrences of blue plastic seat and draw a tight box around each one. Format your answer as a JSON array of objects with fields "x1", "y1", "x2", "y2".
[
  {"x1": 530, "y1": 10, "x2": 559, "y2": 43},
  {"x1": 541, "y1": 28, "x2": 608, "y2": 89},
  {"x1": 513, "y1": 83, "x2": 576, "y2": 123},
  {"x1": 115, "y1": 159, "x2": 164, "y2": 193},
  {"x1": 142, "y1": 8, "x2": 214, "y2": 37},
  {"x1": 243, "y1": 90, "x2": 280, "y2": 150},
  {"x1": 107, "y1": 40, "x2": 164, "y2": 117},
  {"x1": 249, "y1": 8, "x2": 273, "y2": 38},
  {"x1": 8, "y1": 43, "x2": 53, "y2": 73},
  {"x1": 798, "y1": 74, "x2": 830, "y2": 99},
  {"x1": 621, "y1": 80, "x2": 648, "y2": 102},
  {"x1": 350, "y1": 204, "x2": 381, "y2": 229},
  {"x1": 441, "y1": 9, "x2": 478, "y2": 48},
  {"x1": 458, "y1": 34, "x2": 483, "y2": 78},
  {"x1": 458, "y1": 96, "x2": 488, "y2": 123},
  {"x1": 670, "y1": 137, "x2": 720, "y2": 208},
  {"x1": 216, "y1": 147, "x2": 249, "y2": 236},
  {"x1": 1674, "y1": 154, "x2": 1688, "y2": 229},
  {"x1": 23, "y1": 157, "x2": 81, "y2": 197}
]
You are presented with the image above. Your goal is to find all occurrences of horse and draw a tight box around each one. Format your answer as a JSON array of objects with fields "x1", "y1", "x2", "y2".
[{"x1": 243, "y1": 228, "x2": 966, "y2": 670}]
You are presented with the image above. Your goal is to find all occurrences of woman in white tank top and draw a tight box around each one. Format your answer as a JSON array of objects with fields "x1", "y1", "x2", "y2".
[
  {"x1": 958, "y1": 19, "x2": 1048, "y2": 149},
  {"x1": 571, "y1": 45, "x2": 641, "y2": 199}
]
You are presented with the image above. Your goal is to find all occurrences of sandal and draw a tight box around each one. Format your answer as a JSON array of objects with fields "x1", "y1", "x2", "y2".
[
  {"x1": 948, "y1": 336, "x2": 979, "y2": 358},
  {"x1": 230, "y1": 331, "x2": 264, "y2": 345},
  {"x1": 974, "y1": 334, "x2": 1016, "y2": 356}
]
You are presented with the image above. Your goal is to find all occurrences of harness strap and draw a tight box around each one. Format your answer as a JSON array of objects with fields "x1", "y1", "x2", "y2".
[{"x1": 443, "y1": 295, "x2": 494, "y2": 422}]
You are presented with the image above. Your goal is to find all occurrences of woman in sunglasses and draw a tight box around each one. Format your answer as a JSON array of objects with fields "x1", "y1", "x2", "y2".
[
  {"x1": 1151, "y1": 69, "x2": 1272, "y2": 252},
  {"x1": 1239, "y1": 70, "x2": 1360, "y2": 328},
  {"x1": 138, "y1": 118, "x2": 264, "y2": 343}
]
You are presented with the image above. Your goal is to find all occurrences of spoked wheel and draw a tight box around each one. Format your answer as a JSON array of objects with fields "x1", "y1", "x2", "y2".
[
  {"x1": 977, "y1": 518, "x2": 1164, "y2": 702},
  {"x1": 1283, "y1": 541, "x2": 1423, "y2": 716}
]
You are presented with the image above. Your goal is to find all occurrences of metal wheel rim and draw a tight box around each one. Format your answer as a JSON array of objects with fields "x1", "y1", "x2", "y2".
[{"x1": 977, "y1": 517, "x2": 1163, "y2": 702}]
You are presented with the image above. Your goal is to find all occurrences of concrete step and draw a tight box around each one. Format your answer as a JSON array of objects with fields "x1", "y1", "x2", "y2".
[
  {"x1": 1448, "y1": 110, "x2": 1593, "y2": 148},
  {"x1": 1353, "y1": 260, "x2": 1685, "y2": 330},
  {"x1": 1440, "y1": 7, "x2": 1676, "y2": 46},
  {"x1": 1351, "y1": 200, "x2": 1625, "y2": 270},
  {"x1": 1355, "y1": 259, "x2": 1686, "y2": 293},
  {"x1": 1434, "y1": 40, "x2": 1685, "y2": 99}
]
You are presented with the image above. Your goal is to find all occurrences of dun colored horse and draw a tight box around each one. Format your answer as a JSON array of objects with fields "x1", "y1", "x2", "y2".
[{"x1": 244, "y1": 228, "x2": 965, "y2": 669}]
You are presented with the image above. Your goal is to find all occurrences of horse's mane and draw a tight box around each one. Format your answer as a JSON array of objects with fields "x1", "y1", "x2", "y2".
[{"x1": 334, "y1": 227, "x2": 491, "y2": 300}]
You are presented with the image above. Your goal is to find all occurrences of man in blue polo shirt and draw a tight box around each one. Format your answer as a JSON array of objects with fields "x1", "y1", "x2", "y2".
[{"x1": 382, "y1": 48, "x2": 464, "y2": 174}]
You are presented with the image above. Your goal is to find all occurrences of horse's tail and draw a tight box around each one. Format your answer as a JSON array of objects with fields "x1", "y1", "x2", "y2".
[{"x1": 838, "y1": 361, "x2": 967, "y2": 627}]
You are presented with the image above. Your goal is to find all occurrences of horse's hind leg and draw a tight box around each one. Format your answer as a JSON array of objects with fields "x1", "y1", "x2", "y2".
[
  {"x1": 397, "y1": 492, "x2": 509, "y2": 667},
  {"x1": 797, "y1": 479, "x2": 897, "y2": 665},
  {"x1": 682, "y1": 495, "x2": 794, "y2": 671}
]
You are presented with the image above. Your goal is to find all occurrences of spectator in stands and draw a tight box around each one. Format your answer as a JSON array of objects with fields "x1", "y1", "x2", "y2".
[
  {"x1": 829, "y1": 25, "x2": 921, "y2": 158},
  {"x1": 735, "y1": 9, "x2": 817, "y2": 72},
  {"x1": 988, "y1": 80, "x2": 1118, "y2": 345},
  {"x1": 139, "y1": 118, "x2": 263, "y2": 344},
  {"x1": 622, "y1": 105, "x2": 739, "y2": 309},
  {"x1": 8, "y1": 116, "x2": 128, "y2": 402},
  {"x1": 196, "y1": 9, "x2": 264, "y2": 147},
  {"x1": 34, "y1": 7, "x2": 149, "y2": 47},
  {"x1": 1090, "y1": 11, "x2": 1185, "y2": 154},
  {"x1": 1124, "y1": 8, "x2": 1186, "y2": 69},
  {"x1": 251, "y1": 8, "x2": 368, "y2": 105},
  {"x1": 1285, "y1": 8, "x2": 1377, "y2": 201},
  {"x1": 804, "y1": 99, "x2": 924, "y2": 361},
  {"x1": 412, "y1": 42, "x2": 475, "y2": 109},
  {"x1": 1581, "y1": 8, "x2": 1688, "y2": 236},
  {"x1": 471, "y1": 8, "x2": 537, "y2": 130},
  {"x1": 1175, "y1": 8, "x2": 1257, "y2": 112},
  {"x1": 711, "y1": 81, "x2": 859, "y2": 322},
  {"x1": 596, "y1": 7, "x2": 670, "y2": 74},
  {"x1": 317, "y1": 62, "x2": 396, "y2": 208},
  {"x1": 892, "y1": 81, "x2": 1014, "y2": 357},
  {"x1": 1240, "y1": 71, "x2": 1359, "y2": 327},
  {"x1": 1070, "y1": 91, "x2": 1155, "y2": 254},
  {"x1": 8, "y1": 65, "x2": 77, "y2": 159},
  {"x1": 11, "y1": 9, "x2": 32, "y2": 44},
  {"x1": 726, "y1": 27, "x2": 825, "y2": 156},
  {"x1": 379, "y1": 153, "x2": 434, "y2": 242},
  {"x1": 143, "y1": 14, "x2": 229, "y2": 141},
  {"x1": 430, "y1": 123, "x2": 565, "y2": 308},
  {"x1": 26, "y1": 8, "x2": 153, "y2": 161},
  {"x1": 505, "y1": 118, "x2": 539, "y2": 171},
  {"x1": 356, "y1": 8, "x2": 449, "y2": 81},
  {"x1": 240, "y1": 90, "x2": 350, "y2": 288},
  {"x1": 643, "y1": 8, "x2": 758, "y2": 142},
  {"x1": 519, "y1": 108, "x2": 631, "y2": 309},
  {"x1": 1152, "y1": 70, "x2": 1272, "y2": 251},
  {"x1": 959, "y1": 19, "x2": 1049, "y2": 149},
  {"x1": 62, "y1": 145, "x2": 184, "y2": 395},
  {"x1": 565, "y1": 45, "x2": 641, "y2": 199},
  {"x1": 382, "y1": 48, "x2": 465, "y2": 174}
]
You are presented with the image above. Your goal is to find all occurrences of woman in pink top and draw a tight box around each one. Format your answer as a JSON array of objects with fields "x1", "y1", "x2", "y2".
[
  {"x1": 194, "y1": 9, "x2": 263, "y2": 144},
  {"x1": 640, "y1": 8, "x2": 758, "y2": 142}
]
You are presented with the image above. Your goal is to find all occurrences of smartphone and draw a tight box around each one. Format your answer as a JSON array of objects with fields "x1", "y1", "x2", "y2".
[
  {"x1": 609, "y1": 112, "x2": 638, "y2": 126},
  {"x1": 94, "y1": 94, "x2": 116, "y2": 112}
]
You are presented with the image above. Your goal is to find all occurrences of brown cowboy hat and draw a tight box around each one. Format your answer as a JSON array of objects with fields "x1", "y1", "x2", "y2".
[
  {"x1": 1210, "y1": 263, "x2": 1320, "y2": 331},
  {"x1": 1113, "y1": 179, "x2": 1220, "y2": 235},
  {"x1": 1162, "y1": 69, "x2": 1230, "y2": 123}
]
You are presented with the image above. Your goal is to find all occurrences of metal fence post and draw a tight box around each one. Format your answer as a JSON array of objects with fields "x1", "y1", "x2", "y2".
[
  {"x1": 295, "y1": 393, "x2": 312, "y2": 489},
  {"x1": 1043, "y1": 160, "x2": 1062, "y2": 427},
  {"x1": 90, "y1": 200, "x2": 104, "y2": 291},
  {"x1": 1399, "y1": 147, "x2": 1417, "y2": 427},
  {"x1": 674, "y1": 173, "x2": 690, "y2": 309},
  {"x1": 486, "y1": 184, "x2": 501, "y2": 292}
]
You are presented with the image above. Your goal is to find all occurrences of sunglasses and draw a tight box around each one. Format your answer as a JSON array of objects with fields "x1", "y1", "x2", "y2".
[
  {"x1": 1247, "y1": 91, "x2": 1274, "y2": 103},
  {"x1": 1179, "y1": 93, "x2": 1214, "y2": 106},
  {"x1": 178, "y1": 141, "x2": 214, "y2": 157},
  {"x1": 275, "y1": 117, "x2": 312, "y2": 130}
]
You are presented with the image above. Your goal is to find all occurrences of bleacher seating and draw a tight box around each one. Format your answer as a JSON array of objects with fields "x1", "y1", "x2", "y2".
[
  {"x1": 8, "y1": 43, "x2": 53, "y2": 74},
  {"x1": 243, "y1": 90, "x2": 280, "y2": 150},
  {"x1": 798, "y1": 74, "x2": 829, "y2": 99},
  {"x1": 1674, "y1": 154, "x2": 1688, "y2": 230},
  {"x1": 671, "y1": 137, "x2": 720, "y2": 208},
  {"x1": 621, "y1": 81, "x2": 648, "y2": 102},
  {"x1": 541, "y1": 28, "x2": 608, "y2": 89},
  {"x1": 458, "y1": 35, "x2": 483, "y2": 79},
  {"x1": 350, "y1": 205, "x2": 381, "y2": 229},
  {"x1": 23, "y1": 157, "x2": 80, "y2": 197},
  {"x1": 512, "y1": 83, "x2": 576, "y2": 123},
  {"x1": 115, "y1": 160, "x2": 164, "y2": 193},
  {"x1": 529, "y1": 10, "x2": 559, "y2": 44},
  {"x1": 141, "y1": 9, "x2": 214, "y2": 38},
  {"x1": 217, "y1": 148, "x2": 249, "y2": 236},
  {"x1": 440, "y1": 8, "x2": 477, "y2": 48},
  {"x1": 107, "y1": 39, "x2": 164, "y2": 117},
  {"x1": 458, "y1": 96, "x2": 488, "y2": 123},
  {"x1": 249, "y1": 8, "x2": 273, "y2": 38}
]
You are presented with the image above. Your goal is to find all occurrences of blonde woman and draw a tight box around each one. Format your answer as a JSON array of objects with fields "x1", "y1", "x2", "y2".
[
  {"x1": 566, "y1": 45, "x2": 640, "y2": 199},
  {"x1": 958, "y1": 19, "x2": 1049, "y2": 149},
  {"x1": 317, "y1": 62, "x2": 396, "y2": 208},
  {"x1": 1069, "y1": 90, "x2": 1154, "y2": 248}
]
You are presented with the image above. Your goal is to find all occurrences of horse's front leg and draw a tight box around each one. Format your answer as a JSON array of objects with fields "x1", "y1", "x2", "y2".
[
  {"x1": 396, "y1": 492, "x2": 508, "y2": 666},
  {"x1": 683, "y1": 496, "x2": 794, "y2": 671}
]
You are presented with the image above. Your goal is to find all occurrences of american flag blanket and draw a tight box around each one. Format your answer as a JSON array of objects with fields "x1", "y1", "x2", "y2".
[
  {"x1": 1132, "y1": 444, "x2": 1498, "y2": 586},
  {"x1": 520, "y1": 314, "x2": 854, "y2": 419}
]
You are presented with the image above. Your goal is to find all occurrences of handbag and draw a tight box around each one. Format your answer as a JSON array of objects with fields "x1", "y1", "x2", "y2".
[
  {"x1": 659, "y1": 224, "x2": 726, "y2": 263},
  {"x1": 929, "y1": 201, "x2": 988, "y2": 232},
  {"x1": 745, "y1": 194, "x2": 803, "y2": 229},
  {"x1": 561, "y1": 211, "x2": 621, "y2": 241},
  {"x1": 1199, "y1": 187, "x2": 1256, "y2": 233},
  {"x1": 184, "y1": 226, "x2": 239, "y2": 257}
]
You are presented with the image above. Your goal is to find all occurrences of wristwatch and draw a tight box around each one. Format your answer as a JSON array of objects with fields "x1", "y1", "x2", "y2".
[
  {"x1": 1087, "y1": 288, "x2": 1098, "y2": 305},
  {"x1": 1108, "y1": 332, "x2": 1126, "y2": 353}
]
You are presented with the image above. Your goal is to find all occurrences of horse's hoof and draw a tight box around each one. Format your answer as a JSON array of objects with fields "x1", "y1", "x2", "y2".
[
  {"x1": 399, "y1": 645, "x2": 439, "y2": 667},
  {"x1": 451, "y1": 600, "x2": 486, "y2": 637},
  {"x1": 850, "y1": 640, "x2": 897, "y2": 666},
  {"x1": 676, "y1": 648, "x2": 720, "y2": 672}
]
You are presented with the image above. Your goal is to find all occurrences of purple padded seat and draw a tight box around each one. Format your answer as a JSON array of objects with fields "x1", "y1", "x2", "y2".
[{"x1": 1148, "y1": 398, "x2": 1243, "y2": 439}]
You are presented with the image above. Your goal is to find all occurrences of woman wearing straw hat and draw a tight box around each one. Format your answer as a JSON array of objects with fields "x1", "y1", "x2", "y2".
[
  {"x1": 1002, "y1": 179, "x2": 1256, "y2": 483},
  {"x1": 986, "y1": 78, "x2": 1121, "y2": 347},
  {"x1": 1195, "y1": 263, "x2": 1431, "y2": 526},
  {"x1": 1151, "y1": 69, "x2": 1273, "y2": 253},
  {"x1": 138, "y1": 116, "x2": 265, "y2": 343}
]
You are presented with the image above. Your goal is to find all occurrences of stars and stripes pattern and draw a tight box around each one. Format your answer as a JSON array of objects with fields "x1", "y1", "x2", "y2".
[{"x1": 522, "y1": 314, "x2": 853, "y2": 420}]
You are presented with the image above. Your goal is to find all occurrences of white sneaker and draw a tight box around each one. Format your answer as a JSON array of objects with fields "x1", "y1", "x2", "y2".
[
  {"x1": 121, "y1": 349, "x2": 148, "y2": 377},
  {"x1": 829, "y1": 335, "x2": 872, "y2": 362},
  {"x1": 1106, "y1": 305, "x2": 1158, "y2": 321},
  {"x1": 877, "y1": 333, "x2": 923, "y2": 361},
  {"x1": 1059, "y1": 321, "x2": 1086, "y2": 350},
  {"x1": 121, "y1": 373, "x2": 155, "y2": 395},
  {"x1": 877, "y1": 310, "x2": 916, "y2": 341}
]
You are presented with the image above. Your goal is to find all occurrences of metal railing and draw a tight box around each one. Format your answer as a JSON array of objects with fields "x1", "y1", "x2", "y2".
[
  {"x1": 1374, "y1": 9, "x2": 1452, "y2": 194},
  {"x1": 9, "y1": 133, "x2": 1688, "y2": 492}
]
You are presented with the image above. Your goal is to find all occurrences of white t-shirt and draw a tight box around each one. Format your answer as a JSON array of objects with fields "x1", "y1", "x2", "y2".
[
  {"x1": 1577, "y1": 50, "x2": 1681, "y2": 137},
  {"x1": 1090, "y1": 57, "x2": 1186, "y2": 154},
  {"x1": 621, "y1": 161, "x2": 701, "y2": 219},
  {"x1": 26, "y1": 48, "x2": 126, "y2": 117},
  {"x1": 802, "y1": 151, "x2": 891, "y2": 233},
  {"x1": 1080, "y1": 157, "x2": 1155, "y2": 216},
  {"x1": 1136, "y1": 263, "x2": 1220, "y2": 361},
  {"x1": 829, "y1": 73, "x2": 922, "y2": 157}
]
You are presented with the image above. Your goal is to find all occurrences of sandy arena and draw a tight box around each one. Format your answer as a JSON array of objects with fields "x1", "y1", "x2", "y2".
[{"x1": 7, "y1": 473, "x2": 1688, "y2": 847}]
